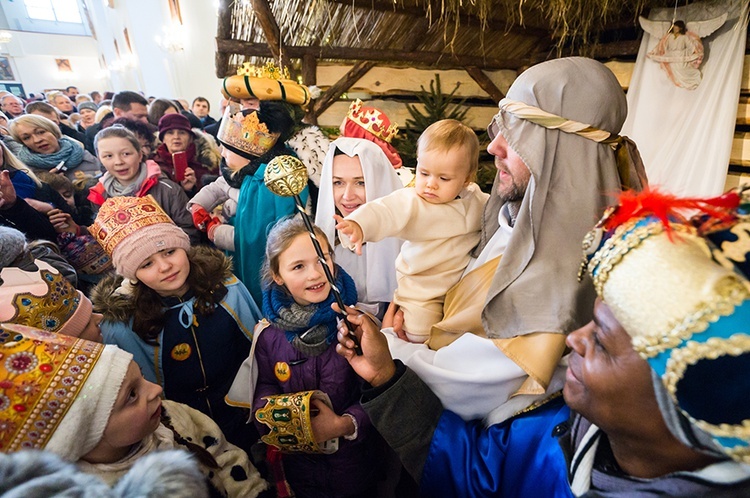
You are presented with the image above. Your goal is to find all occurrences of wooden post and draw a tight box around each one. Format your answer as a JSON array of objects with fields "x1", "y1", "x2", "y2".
[
  {"x1": 251, "y1": 0, "x2": 291, "y2": 71},
  {"x1": 214, "y1": 0, "x2": 232, "y2": 78},
  {"x1": 465, "y1": 66, "x2": 505, "y2": 103},
  {"x1": 314, "y1": 61, "x2": 376, "y2": 118},
  {"x1": 302, "y1": 54, "x2": 318, "y2": 125}
]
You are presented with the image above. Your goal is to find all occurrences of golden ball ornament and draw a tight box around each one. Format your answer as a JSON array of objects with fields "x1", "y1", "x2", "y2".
[{"x1": 264, "y1": 155, "x2": 309, "y2": 197}]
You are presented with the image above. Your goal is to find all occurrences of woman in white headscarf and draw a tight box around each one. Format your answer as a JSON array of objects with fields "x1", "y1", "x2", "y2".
[{"x1": 315, "y1": 137, "x2": 403, "y2": 319}]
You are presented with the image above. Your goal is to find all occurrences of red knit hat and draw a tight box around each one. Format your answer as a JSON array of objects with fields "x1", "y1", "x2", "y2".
[{"x1": 158, "y1": 113, "x2": 192, "y2": 141}]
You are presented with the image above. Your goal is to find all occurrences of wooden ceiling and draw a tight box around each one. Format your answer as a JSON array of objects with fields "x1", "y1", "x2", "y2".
[
  {"x1": 214, "y1": 0, "x2": 676, "y2": 120},
  {"x1": 214, "y1": 0, "x2": 673, "y2": 75}
]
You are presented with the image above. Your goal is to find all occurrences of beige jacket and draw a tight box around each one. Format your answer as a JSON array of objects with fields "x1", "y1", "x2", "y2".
[{"x1": 344, "y1": 184, "x2": 488, "y2": 341}]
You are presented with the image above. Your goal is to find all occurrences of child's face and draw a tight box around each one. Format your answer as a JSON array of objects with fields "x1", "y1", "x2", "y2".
[
  {"x1": 331, "y1": 154, "x2": 366, "y2": 217},
  {"x1": 57, "y1": 188, "x2": 76, "y2": 209},
  {"x1": 221, "y1": 145, "x2": 248, "y2": 172},
  {"x1": 97, "y1": 137, "x2": 143, "y2": 186},
  {"x1": 135, "y1": 248, "x2": 191, "y2": 297},
  {"x1": 83, "y1": 361, "x2": 163, "y2": 464},
  {"x1": 273, "y1": 234, "x2": 334, "y2": 306},
  {"x1": 415, "y1": 146, "x2": 471, "y2": 204},
  {"x1": 79, "y1": 312, "x2": 104, "y2": 343}
]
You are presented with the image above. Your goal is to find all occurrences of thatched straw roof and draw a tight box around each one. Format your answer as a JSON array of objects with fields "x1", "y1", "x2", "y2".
[{"x1": 216, "y1": 0, "x2": 675, "y2": 77}]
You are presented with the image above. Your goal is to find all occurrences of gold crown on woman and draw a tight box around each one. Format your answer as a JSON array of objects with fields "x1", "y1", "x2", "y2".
[{"x1": 346, "y1": 99, "x2": 399, "y2": 143}]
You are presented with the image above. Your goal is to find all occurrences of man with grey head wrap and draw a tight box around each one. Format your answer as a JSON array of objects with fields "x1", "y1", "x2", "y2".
[{"x1": 386, "y1": 57, "x2": 647, "y2": 424}]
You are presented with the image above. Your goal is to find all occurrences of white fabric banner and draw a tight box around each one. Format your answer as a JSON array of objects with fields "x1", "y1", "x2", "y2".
[{"x1": 621, "y1": 0, "x2": 749, "y2": 196}]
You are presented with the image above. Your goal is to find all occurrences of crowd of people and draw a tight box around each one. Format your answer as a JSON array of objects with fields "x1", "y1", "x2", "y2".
[{"x1": 0, "y1": 56, "x2": 749, "y2": 498}]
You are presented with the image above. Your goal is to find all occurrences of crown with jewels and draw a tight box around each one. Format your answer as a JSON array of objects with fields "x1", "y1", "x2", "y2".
[
  {"x1": 236, "y1": 61, "x2": 290, "y2": 80},
  {"x1": 346, "y1": 99, "x2": 399, "y2": 143},
  {"x1": 218, "y1": 107, "x2": 280, "y2": 158},
  {"x1": 90, "y1": 196, "x2": 173, "y2": 255},
  {"x1": 255, "y1": 390, "x2": 339, "y2": 454},
  {"x1": 0, "y1": 323, "x2": 103, "y2": 452},
  {"x1": 222, "y1": 62, "x2": 310, "y2": 106}
]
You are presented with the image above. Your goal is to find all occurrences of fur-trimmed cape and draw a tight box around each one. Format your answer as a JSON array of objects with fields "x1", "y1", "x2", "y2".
[{"x1": 0, "y1": 449, "x2": 208, "y2": 498}]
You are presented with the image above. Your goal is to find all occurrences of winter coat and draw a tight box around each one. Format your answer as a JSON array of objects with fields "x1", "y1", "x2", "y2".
[
  {"x1": 252, "y1": 324, "x2": 380, "y2": 497},
  {"x1": 92, "y1": 247, "x2": 263, "y2": 451},
  {"x1": 88, "y1": 160, "x2": 201, "y2": 244},
  {"x1": 153, "y1": 128, "x2": 221, "y2": 189}
]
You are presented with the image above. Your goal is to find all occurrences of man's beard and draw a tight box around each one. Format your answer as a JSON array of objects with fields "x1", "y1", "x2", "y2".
[{"x1": 496, "y1": 176, "x2": 528, "y2": 205}]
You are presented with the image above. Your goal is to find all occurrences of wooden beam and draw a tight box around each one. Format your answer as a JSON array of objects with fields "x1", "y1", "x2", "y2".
[
  {"x1": 325, "y1": 0, "x2": 550, "y2": 36},
  {"x1": 215, "y1": 39, "x2": 527, "y2": 70},
  {"x1": 302, "y1": 54, "x2": 318, "y2": 125},
  {"x1": 314, "y1": 61, "x2": 375, "y2": 117},
  {"x1": 588, "y1": 39, "x2": 642, "y2": 59},
  {"x1": 214, "y1": 0, "x2": 233, "y2": 78},
  {"x1": 464, "y1": 66, "x2": 505, "y2": 102},
  {"x1": 250, "y1": 0, "x2": 290, "y2": 71}
]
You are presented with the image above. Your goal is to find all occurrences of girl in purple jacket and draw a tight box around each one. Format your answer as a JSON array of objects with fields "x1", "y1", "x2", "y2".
[{"x1": 251, "y1": 216, "x2": 380, "y2": 497}]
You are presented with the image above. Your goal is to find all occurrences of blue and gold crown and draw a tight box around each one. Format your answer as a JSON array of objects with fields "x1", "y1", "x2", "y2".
[{"x1": 582, "y1": 188, "x2": 750, "y2": 463}]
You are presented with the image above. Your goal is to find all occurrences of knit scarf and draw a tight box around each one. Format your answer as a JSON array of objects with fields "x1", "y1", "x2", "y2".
[
  {"x1": 101, "y1": 162, "x2": 149, "y2": 197},
  {"x1": 262, "y1": 264, "x2": 357, "y2": 356},
  {"x1": 17, "y1": 136, "x2": 84, "y2": 170}
]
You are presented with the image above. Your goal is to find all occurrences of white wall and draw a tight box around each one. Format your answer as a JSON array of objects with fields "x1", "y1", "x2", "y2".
[
  {"x1": 83, "y1": 0, "x2": 223, "y2": 115},
  {"x1": 0, "y1": 30, "x2": 108, "y2": 95}
]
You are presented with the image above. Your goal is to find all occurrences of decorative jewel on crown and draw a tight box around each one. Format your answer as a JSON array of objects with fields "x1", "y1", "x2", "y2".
[
  {"x1": 237, "y1": 61, "x2": 291, "y2": 80},
  {"x1": 346, "y1": 99, "x2": 399, "y2": 143}
]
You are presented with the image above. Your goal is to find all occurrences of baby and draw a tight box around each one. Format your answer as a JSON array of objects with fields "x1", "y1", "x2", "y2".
[{"x1": 336, "y1": 119, "x2": 488, "y2": 344}]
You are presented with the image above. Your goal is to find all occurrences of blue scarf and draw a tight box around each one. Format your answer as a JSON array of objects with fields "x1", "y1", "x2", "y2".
[
  {"x1": 263, "y1": 264, "x2": 357, "y2": 346},
  {"x1": 17, "y1": 136, "x2": 85, "y2": 170}
]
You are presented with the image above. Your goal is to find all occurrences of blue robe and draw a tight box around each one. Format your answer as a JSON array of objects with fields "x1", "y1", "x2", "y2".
[{"x1": 421, "y1": 397, "x2": 573, "y2": 497}]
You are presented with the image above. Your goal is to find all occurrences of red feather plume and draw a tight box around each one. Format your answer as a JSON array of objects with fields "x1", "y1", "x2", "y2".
[{"x1": 603, "y1": 189, "x2": 740, "y2": 233}]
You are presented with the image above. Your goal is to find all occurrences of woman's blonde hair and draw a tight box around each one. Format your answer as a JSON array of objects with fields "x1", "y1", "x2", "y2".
[
  {"x1": 95, "y1": 105, "x2": 113, "y2": 124},
  {"x1": 9, "y1": 114, "x2": 62, "y2": 142},
  {"x1": 261, "y1": 216, "x2": 334, "y2": 289},
  {"x1": 0, "y1": 140, "x2": 41, "y2": 187}
]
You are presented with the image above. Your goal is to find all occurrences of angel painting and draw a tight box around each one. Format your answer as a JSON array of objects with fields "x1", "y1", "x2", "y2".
[{"x1": 640, "y1": 14, "x2": 727, "y2": 90}]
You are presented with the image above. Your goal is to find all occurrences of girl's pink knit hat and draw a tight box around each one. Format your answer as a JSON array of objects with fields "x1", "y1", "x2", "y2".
[{"x1": 90, "y1": 195, "x2": 190, "y2": 280}]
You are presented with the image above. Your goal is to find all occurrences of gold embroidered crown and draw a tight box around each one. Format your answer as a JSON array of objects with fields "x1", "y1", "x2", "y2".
[
  {"x1": 255, "y1": 390, "x2": 338, "y2": 454},
  {"x1": 218, "y1": 107, "x2": 280, "y2": 158},
  {"x1": 90, "y1": 196, "x2": 173, "y2": 255},
  {"x1": 0, "y1": 323, "x2": 103, "y2": 452},
  {"x1": 346, "y1": 99, "x2": 399, "y2": 143},
  {"x1": 2, "y1": 268, "x2": 80, "y2": 332}
]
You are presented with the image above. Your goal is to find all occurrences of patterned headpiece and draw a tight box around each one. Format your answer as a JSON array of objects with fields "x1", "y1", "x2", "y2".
[
  {"x1": 0, "y1": 323, "x2": 131, "y2": 460},
  {"x1": 217, "y1": 103, "x2": 281, "y2": 159},
  {"x1": 345, "y1": 99, "x2": 399, "y2": 144},
  {"x1": 255, "y1": 390, "x2": 338, "y2": 454},
  {"x1": 0, "y1": 260, "x2": 93, "y2": 338},
  {"x1": 581, "y1": 188, "x2": 750, "y2": 462},
  {"x1": 90, "y1": 195, "x2": 190, "y2": 280},
  {"x1": 221, "y1": 62, "x2": 311, "y2": 106}
]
